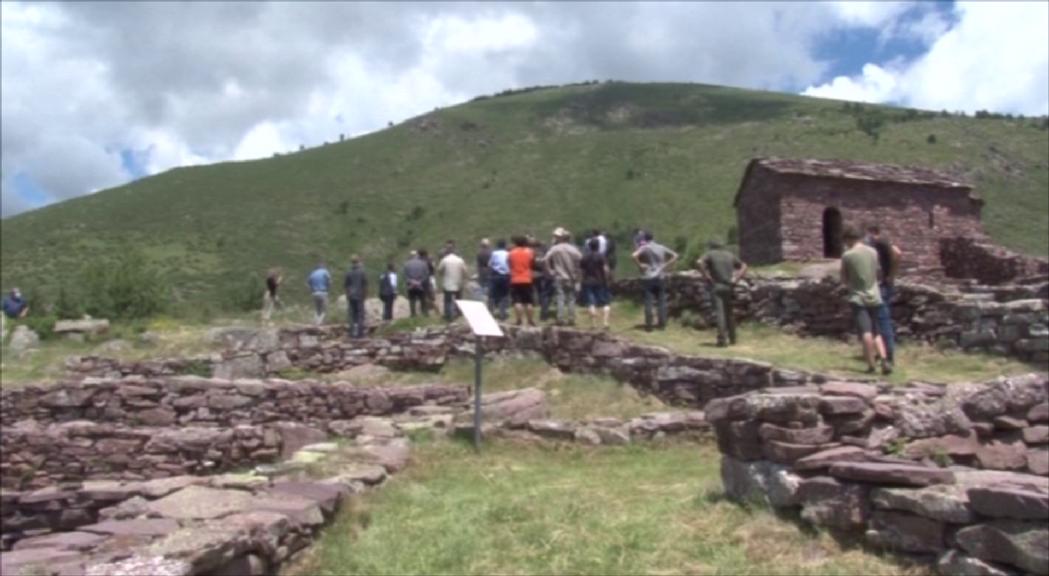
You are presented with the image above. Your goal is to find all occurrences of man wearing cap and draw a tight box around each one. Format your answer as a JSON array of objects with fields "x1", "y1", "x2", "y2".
[
  {"x1": 543, "y1": 227, "x2": 583, "y2": 326},
  {"x1": 698, "y1": 240, "x2": 747, "y2": 346}
]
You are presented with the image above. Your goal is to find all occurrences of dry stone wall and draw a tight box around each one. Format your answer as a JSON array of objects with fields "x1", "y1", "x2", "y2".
[
  {"x1": 940, "y1": 236, "x2": 1049, "y2": 285},
  {"x1": 613, "y1": 273, "x2": 1049, "y2": 364},
  {"x1": 65, "y1": 325, "x2": 857, "y2": 410},
  {"x1": 708, "y1": 373, "x2": 1049, "y2": 576}
]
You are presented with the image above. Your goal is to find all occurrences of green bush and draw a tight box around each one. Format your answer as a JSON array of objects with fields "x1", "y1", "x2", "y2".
[
  {"x1": 80, "y1": 252, "x2": 167, "y2": 320},
  {"x1": 225, "y1": 273, "x2": 264, "y2": 312},
  {"x1": 19, "y1": 314, "x2": 58, "y2": 340}
]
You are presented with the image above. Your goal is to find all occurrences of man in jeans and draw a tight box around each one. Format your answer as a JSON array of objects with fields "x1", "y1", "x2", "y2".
[
  {"x1": 543, "y1": 227, "x2": 583, "y2": 326},
  {"x1": 841, "y1": 226, "x2": 891, "y2": 375},
  {"x1": 307, "y1": 261, "x2": 332, "y2": 326},
  {"x1": 344, "y1": 255, "x2": 368, "y2": 338},
  {"x1": 488, "y1": 239, "x2": 511, "y2": 320},
  {"x1": 866, "y1": 225, "x2": 901, "y2": 366},
  {"x1": 436, "y1": 244, "x2": 468, "y2": 322},
  {"x1": 632, "y1": 231, "x2": 678, "y2": 331},
  {"x1": 698, "y1": 240, "x2": 748, "y2": 346},
  {"x1": 402, "y1": 251, "x2": 430, "y2": 317}
]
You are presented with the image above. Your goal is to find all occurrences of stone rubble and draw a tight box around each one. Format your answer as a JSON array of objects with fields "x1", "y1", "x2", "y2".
[{"x1": 708, "y1": 375, "x2": 1049, "y2": 576}]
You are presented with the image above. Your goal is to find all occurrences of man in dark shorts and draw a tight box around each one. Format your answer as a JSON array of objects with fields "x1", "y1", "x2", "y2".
[
  {"x1": 698, "y1": 240, "x2": 747, "y2": 346},
  {"x1": 508, "y1": 236, "x2": 537, "y2": 327},
  {"x1": 841, "y1": 226, "x2": 891, "y2": 374},
  {"x1": 866, "y1": 225, "x2": 901, "y2": 366},
  {"x1": 580, "y1": 237, "x2": 612, "y2": 330}
]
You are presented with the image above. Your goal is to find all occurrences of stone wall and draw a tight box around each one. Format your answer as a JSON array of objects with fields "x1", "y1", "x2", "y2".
[
  {"x1": 940, "y1": 236, "x2": 1049, "y2": 285},
  {"x1": 64, "y1": 325, "x2": 863, "y2": 411},
  {"x1": 708, "y1": 374, "x2": 1049, "y2": 576},
  {"x1": 1, "y1": 421, "x2": 282, "y2": 491},
  {"x1": 0, "y1": 376, "x2": 466, "y2": 430},
  {"x1": 613, "y1": 274, "x2": 1049, "y2": 364}
]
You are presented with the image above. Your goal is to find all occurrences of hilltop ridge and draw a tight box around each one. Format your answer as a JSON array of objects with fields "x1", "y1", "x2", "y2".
[{"x1": 2, "y1": 81, "x2": 1047, "y2": 310}]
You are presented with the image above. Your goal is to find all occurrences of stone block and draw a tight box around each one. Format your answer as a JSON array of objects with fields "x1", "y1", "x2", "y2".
[
  {"x1": 797, "y1": 476, "x2": 869, "y2": 530},
  {"x1": 968, "y1": 486, "x2": 1049, "y2": 521},
  {"x1": 866, "y1": 510, "x2": 945, "y2": 553},
  {"x1": 758, "y1": 423, "x2": 833, "y2": 445},
  {"x1": 955, "y1": 520, "x2": 1049, "y2": 575},
  {"x1": 1023, "y1": 425, "x2": 1049, "y2": 445},
  {"x1": 935, "y1": 550, "x2": 1016, "y2": 576},
  {"x1": 828, "y1": 462, "x2": 955, "y2": 487},
  {"x1": 871, "y1": 485, "x2": 974, "y2": 523}
]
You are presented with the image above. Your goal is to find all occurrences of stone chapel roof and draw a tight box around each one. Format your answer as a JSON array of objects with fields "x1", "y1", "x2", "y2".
[{"x1": 734, "y1": 157, "x2": 976, "y2": 206}]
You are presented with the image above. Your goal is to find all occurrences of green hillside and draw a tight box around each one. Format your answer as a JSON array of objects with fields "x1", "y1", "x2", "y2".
[{"x1": 2, "y1": 82, "x2": 1048, "y2": 313}]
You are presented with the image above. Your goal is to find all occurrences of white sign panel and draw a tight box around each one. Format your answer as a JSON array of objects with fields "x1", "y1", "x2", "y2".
[{"x1": 456, "y1": 300, "x2": 505, "y2": 337}]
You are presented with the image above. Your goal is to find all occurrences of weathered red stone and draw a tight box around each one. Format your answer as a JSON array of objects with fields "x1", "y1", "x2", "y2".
[{"x1": 828, "y1": 462, "x2": 955, "y2": 487}]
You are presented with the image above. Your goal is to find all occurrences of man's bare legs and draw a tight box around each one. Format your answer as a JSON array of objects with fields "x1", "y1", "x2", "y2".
[{"x1": 861, "y1": 332, "x2": 891, "y2": 374}]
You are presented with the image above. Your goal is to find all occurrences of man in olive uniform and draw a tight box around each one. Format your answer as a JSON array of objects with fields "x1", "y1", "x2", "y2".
[{"x1": 698, "y1": 240, "x2": 747, "y2": 346}]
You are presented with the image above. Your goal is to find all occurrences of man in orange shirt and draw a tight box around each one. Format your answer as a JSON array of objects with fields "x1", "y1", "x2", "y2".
[{"x1": 508, "y1": 235, "x2": 537, "y2": 327}]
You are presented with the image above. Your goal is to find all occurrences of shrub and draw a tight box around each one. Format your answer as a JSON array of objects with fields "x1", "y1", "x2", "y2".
[
  {"x1": 225, "y1": 273, "x2": 264, "y2": 312},
  {"x1": 927, "y1": 134, "x2": 937, "y2": 144},
  {"x1": 19, "y1": 313, "x2": 58, "y2": 340},
  {"x1": 80, "y1": 251, "x2": 167, "y2": 320}
]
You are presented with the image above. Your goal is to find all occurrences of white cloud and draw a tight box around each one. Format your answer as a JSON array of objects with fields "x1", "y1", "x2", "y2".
[
  {"x1": 803, "y1": 63, "x2": 899, "y2": 104},
  {"x1": 803, "y1": 1, "x2": 1049, "y2": 115},
  {"x1": 3, "y1": 1, "x2": 1046, "y2": 217}
]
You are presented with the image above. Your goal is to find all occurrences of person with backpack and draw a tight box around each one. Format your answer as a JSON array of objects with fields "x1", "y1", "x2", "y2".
[
  {"x1": 344, "y1": 255, "x2": 368, "y2": 338},
  {"x1": 379, "y1": 262, "x2": 398, "y2": 323},
  {"x1": 403, "y1": 251, "x2": 430, "y2": 317}
]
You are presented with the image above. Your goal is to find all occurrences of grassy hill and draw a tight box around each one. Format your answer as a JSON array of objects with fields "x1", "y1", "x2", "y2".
[{"x1": 2, "y1": 82, "x2": 1047, "y2": 314}]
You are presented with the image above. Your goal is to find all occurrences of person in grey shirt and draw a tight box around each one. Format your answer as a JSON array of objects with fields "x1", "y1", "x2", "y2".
[
  {"x1": 344, "y1": 255, "x2": 368, "y2": 338},
  {"x1": 631, "y1": 231, "x2": 678, "y2": 331},
  {"x1": 402, "y1": 251, "x2": 431, "y2": 317},
  {"x1": 543, "y1": 227, "x2": 583, "y2": 326}
]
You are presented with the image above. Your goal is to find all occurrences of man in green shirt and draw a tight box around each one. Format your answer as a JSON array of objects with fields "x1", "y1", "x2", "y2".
[
  {"x1": 698, "y1": 240, "x2": 747, "y2": 346},
  {"x1": 840, "y1": 226, "x2": 891, "y2": 374}
]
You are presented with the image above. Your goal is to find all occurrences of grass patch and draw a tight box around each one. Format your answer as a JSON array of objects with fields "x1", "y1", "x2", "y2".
[
  {"x1": 290, "y1": 439, "x2": 929, "y2": 576},
  {"x1": 607, "y1": 301, "x2": 1038, "y2": 384}
]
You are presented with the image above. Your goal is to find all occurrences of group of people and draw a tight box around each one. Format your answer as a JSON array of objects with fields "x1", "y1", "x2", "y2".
[
  {"x1": 258, "y1": 221, "x2": 899, "y2": 374},
  {"x1": 271, "y1": 227, "x2": 752, "y2": 348},
  {"x1": 841, "y1": 224, "x2": 900, "y2": 374}
]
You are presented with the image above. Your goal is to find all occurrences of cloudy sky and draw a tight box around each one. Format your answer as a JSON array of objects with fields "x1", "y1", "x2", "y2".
[{"x1": 2, "y1": 1, "x2": 1047, "y2": 217}]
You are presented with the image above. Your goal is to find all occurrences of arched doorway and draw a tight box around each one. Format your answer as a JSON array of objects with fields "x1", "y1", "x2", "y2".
[{"x1": 822, "y1": 207, "x2": 843, "y2": 258}]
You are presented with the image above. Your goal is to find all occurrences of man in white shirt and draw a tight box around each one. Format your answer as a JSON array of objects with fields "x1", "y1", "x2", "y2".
[{"x1": 436, "y1": 243, "x2": 469, "y2": 322}]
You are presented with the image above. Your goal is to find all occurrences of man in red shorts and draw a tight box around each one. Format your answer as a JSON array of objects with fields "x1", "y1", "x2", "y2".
[{"x1": 508, "y1": 235, "x2": 537, "y2": 327}]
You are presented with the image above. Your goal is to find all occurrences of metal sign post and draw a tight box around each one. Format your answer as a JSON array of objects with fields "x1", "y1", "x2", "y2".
[{"x1": 455, "y1": 300, "x2": 505, "y2": 451}]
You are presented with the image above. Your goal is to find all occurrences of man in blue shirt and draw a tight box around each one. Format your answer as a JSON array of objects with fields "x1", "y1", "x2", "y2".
[
  {"x1": 2, "y1": 288, "x2": 29, "y2": 319},
  {"x1": 487, "y1": 239, "x2": 511, "y2": 320},
  {"x1": 307, "y1": 262, "x2": 332, "y2": 326}
]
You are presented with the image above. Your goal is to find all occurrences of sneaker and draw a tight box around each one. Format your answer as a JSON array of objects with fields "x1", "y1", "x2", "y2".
[{"x1": 881, "y1": 361, "x2": 894, "y2": 375}]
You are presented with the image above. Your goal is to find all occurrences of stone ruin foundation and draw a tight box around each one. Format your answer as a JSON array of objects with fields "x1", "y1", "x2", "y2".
[
  {"x1": 3, "y1": 272, "x2": 1048, "y2": 575},
  {"x1": 708, "y1": 375, "x2": 1049, "y2": 576}
]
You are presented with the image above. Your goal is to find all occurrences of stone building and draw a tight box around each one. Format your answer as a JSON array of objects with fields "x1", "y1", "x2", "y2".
[{"x1": 734, "y1": 158, "x2": 984, "y2": 270}]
